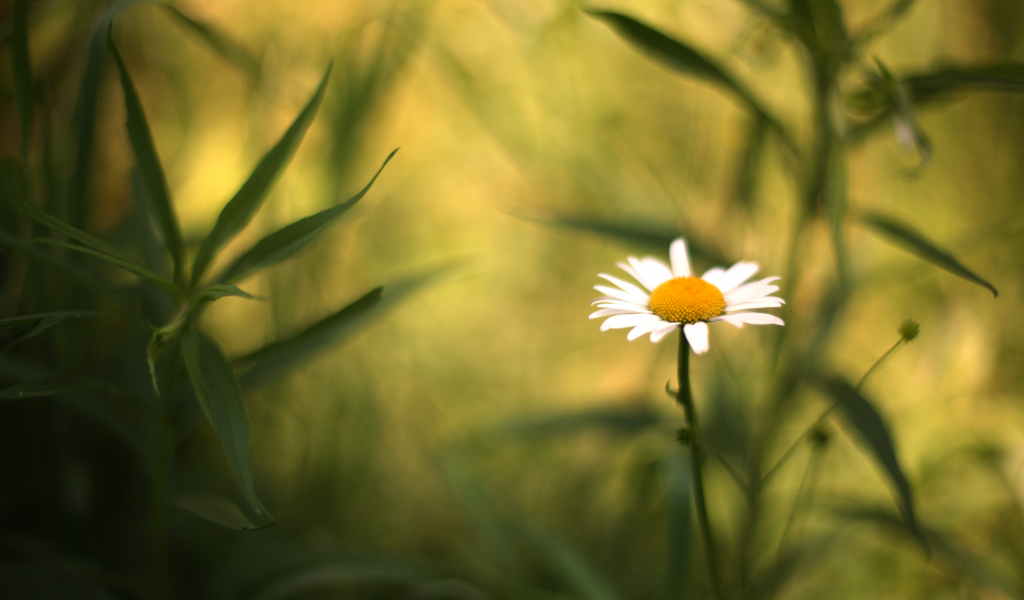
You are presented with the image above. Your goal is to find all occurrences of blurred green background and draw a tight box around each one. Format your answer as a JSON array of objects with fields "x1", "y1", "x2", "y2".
[{"x1": 1, "y1": 0, "x2": 1023, "y2": 598}]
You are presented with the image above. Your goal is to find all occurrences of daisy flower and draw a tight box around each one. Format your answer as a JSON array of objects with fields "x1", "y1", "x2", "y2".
[{"x1": 590, "y1": 238, "x2": 784, "y2": 354}]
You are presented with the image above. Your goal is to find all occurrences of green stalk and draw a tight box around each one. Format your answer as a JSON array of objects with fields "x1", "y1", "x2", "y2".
[
  {"x1": 677, "y1": 333, "x2": 724, "y2": 600},
  {"x1": 150, "y1": 341, "x2": 180, "y2": 600}
]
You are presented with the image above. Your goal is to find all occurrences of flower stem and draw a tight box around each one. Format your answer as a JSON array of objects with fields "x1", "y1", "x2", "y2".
[{"x1": 676, "y1": 333, "x2": 724, "y2": 600}]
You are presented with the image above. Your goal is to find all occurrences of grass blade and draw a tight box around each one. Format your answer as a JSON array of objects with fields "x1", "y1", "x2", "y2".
[
  {"x1": 860, "y1": 211, "x2": 998, "y2": 296},
  {"x1": 34, "y1": 238, "x2": 180, "y2": 297},
  {"x1": 523, "y1": 213, "x2": 730, "y2": 267},
  {"x1": 176, "y1": 493, "x2": 269, "y2": 530},
  {"x1": 191, "y1": 62, "x2": 333, "y2": 287},
  {"x1": 12, "y1": 0, "x2": 33, "y2": 160},
  {"x1": 108, "y1": 30, "x2": 186, "y2": 286},
  {"x1": 1, "y1": 310, "x2": 104, "y2": 354},
  {"x1": 0, "y1": 375, "x2": 109, "y2": 399},
  {"x1": 68, "y1": 0, "x2": 145, "y2": 229},
  {"x1": 822, "y1": 378, "x2": 921, "y2": 543},
  {"x1": 0, "y1": 231, "x2": 136, "y2": 317},
  {"x1": 158, "y1": 4, "x2": 261, "y2": 81},
  {"x1": 663, "y1": 450, "x2": 692, "y2": 600},
  {"x1": 237, "y1": 267, "x2": 447, "y2": 389},
  {"x1": 219, "y1": 149, "x2": 397, "y2": 283},
  {"x1": 3, "y1": 188, "x2": 130, "y2": 261},
  {"x1": 585, "y1": 10, "x2": 793, "y2": 151},
  {"x1": 196, "y1": 283, "x2": 257, "y2": 303},
  {"x1": 235, "y1": 287, "x2": 383, "y2": 389},
  {"x1": 181, "y1": 327, "x2": 274, "y2": 525}
]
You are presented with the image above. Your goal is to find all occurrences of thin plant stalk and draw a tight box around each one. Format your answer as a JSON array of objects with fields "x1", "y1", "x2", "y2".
[
  {"x1": 676, "y1": 332, "x2": 724, "y2": 600},
  {"x1": 150, "y1": 342, "x2": 180, "y2": 600},
  {"x1": 760, "y1": 335, "x2": 908, "y2": 489}
]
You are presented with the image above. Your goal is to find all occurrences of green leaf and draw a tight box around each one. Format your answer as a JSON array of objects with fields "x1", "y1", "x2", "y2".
[
  {"x1": 523, "y1": 213, "x2": 730, "y2": 267},
  {"x1": 585, "y1": 10, "x2": 793, "y2": 151},
  {"x1": 236, "y1": 268, "x2": 448, "y2": 389},
  {"x1": 471, "y1": 406, "x2": 663, "y2": 445},
  {"x1": 0, "y1": 231, "x2": 136, "y2": 318},
  {"x1": 520, "y1": 521, "x2": 622, "y2": 600},
  {"x1": 33, "y1": 238, "x2": 181, "y2": 297},
  {"x1": 191, "y1": 62, "x2": 333, "y2": 287},
  {"x1": 0, "y1": 311, "x2": 104, "y2": 354},
  {"x1": 663, "y1": 450, "x2": 692, "y2": 600},
  {"x1": 235, "y1": 287, "x2": 383, "y2": 389},
  {"x1": 823, "y1": 141, "x2": 849, "y2": 288},
  {"x1": 180, "y1": 328, "x2": 274, "y2": 525},
  {"x1": 3, "y1": 190, "x2": 130, "y2": 261},
  {"x1": 860, "y1": 211, "x2": 998, "y2": 296},
  {"x1": 0, "y1": 375, "x2": 108, "y2": 399},
  {"x1": 108, "y1": 30, "x2": 186, "y2": 286},
  {"x1": 849, "y1": 64, "x2": 1024, "y2": 143},
  {"x1": 12, "y1": 0, "x2": 33, "y2": 160},
  {"x1": 196, "y1": 283, "x2": 257, "y2": 303},
  {"x1": 733, "y1": 116, "x2": 768, "y2": 209},
  {"x1": 834, "y1": 507, "x2": 1022, "y2": 593},
  {"x1": 158, "y1": 4, "x2": 261, "y2": 81},
  {"x1": 68, "y1": 0, "x2": 146, "y2": 229},
  {"x1": 854, "y1": 0, "x2": 920, "y2": 48},
  {"x1": 822, "y1": 378, "x2": 921, "y2": 542},
  {"x1": 873, "y1": 59, "x2": 932, "y2": 172},
  {"x1": 219, "y1": 149, "x2": 398, "y2": 283},
  {"x1": 176, "y1": 493, "x2": 270, "y2": 530}
]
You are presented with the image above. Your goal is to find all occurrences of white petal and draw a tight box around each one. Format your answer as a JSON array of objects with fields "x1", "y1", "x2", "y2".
[
  {"x1": 670, "y1": 238, "x2": 691, "y2": 278},
  {"x1": 715, "y1": 262, "x2": 760, "y2": 293},
  {"x1": 594, "y1": 285, "x2": 648, "y2": 305},
  {"x1": 593, "y1": 301, "x2": 650, "y2": 313},
  {"x1": 723, "y1": 277, "x2": 780, "y2": 304},
  {"x1": 712, "y1": 313, "x2": 745, "y2": 327},
  {"x1": 641, "y1": 258, "x2": 674, "y2": 287},
  {"x1": 725, "y1": 298, "x2": 785, "y2": 312},
  {"x1": 616, "y1": 262, "x2": 655, "y2": 292},
  {"x1": 683, "y1": 322, "x2": 710, "y2": 354},
  {"x1": 598, "y1": 273, "x2": 648, "y2": 298},
  {"x1": 649, "y1": 322, "x2": 679, "y2": 343},
  {"x1": 701, "y1": 267, "x2": 727, "y2": 286},
  {"x1": 627, "y1": 318, "x2": 666, "y2": 341},
  {"x1": 600, "y1": 313, "x2": 662, "y2": 331},
  {"x1": 590, "y1": 308, "x2": 643, "y2": 319},
  {"x1": 712, "y1": 312, "x2": 784, "y2": 326}
]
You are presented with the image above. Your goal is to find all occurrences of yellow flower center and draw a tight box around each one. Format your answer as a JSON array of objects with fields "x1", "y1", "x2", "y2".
[{"x1": 648, "y1": 277, "x2": 726, "y2": 324}]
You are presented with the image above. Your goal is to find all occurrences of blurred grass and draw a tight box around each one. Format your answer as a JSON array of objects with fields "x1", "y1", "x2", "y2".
[{"x1": 2, "y1": 0, "x2": 1024, "y2": 598}]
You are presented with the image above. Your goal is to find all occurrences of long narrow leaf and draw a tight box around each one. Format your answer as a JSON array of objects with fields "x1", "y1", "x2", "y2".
[
  {"x1": 158, "y1": 4, "x2": 261, "y2": 80},
  {"x1": 860, "y1": 211, "x2": 998, "y2": 296},
  {"x1": 181, "y1": 327, "x2": 274, "y2": 524},
  {"x1": 0, "y1": 375, "x2": 108, "y2": 399},
  {"x1": 585, "y1": 10, "x2": 793, "y2": 151},
  {"x1": 663, "y1": 450, "x2": 692, "y2": 600},
  {"x1": 235, "y1": 287, "x2": 384, "y2": 389},
  {"x1": 191, "y1": 63, "x2": 333, "y2": 286},
  {"x1": 236, "y1": 267, "x2": 448, "y2": 389},
  {"x1": 0, "y1": 231, "x2": 136, "y2": 317},
  {"x1": 849, "y1": 64, "x2": 1024, "y2": 143},
  {"x1": 68, "y1": 0, "x2": 145, "y2": 229},
  {"x1": 4, "y1": 190, "x2": 130, "y2": 260},
  {"x1": 34, "y1": 238, "x2": 180, "y2": 297},
  {"x1": 522, "y1": 213, "x2": 730, "y2": 267},
  {"x1": 219, "y1": 149, "x2": 398, "y2": 283},
  {"x1": 108, "y1": 30, "x2": 186, "y2": 286},
  {"x1": 176, "y1": 493, "x2": 268, "y2": 531},
  {"x1": 196, "y1": 283, "x2": 257, "y2": 304},
  {"x1": 12, "y1": 0, "x2": 33, "y2": 159},
  {"x1": 0, "y1": 310, "x2": 104, "y2": 354},
  {"x1": 823, "y1": 378, "x2": 921, "y2": 542}
]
